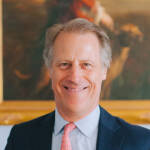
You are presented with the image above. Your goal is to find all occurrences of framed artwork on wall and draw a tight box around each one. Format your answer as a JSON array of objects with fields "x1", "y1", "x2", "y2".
[{"x1": 0, "y1": 0, "x2": 150, "y2": 125}]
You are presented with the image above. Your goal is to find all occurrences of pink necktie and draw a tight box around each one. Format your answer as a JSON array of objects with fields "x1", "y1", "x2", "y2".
[{"x1": 61, "y1": 122, "x2": 76, "y2": 150}]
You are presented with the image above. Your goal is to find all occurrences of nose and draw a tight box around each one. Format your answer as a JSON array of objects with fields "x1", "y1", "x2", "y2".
[{"x1": 69, "y1": 63, "x2": 82, "y2": 83}]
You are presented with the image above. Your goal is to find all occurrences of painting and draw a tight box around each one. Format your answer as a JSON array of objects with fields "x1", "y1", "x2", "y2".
[{"x1": 2, "y1": 0, "x2": 150, "y2": 100}]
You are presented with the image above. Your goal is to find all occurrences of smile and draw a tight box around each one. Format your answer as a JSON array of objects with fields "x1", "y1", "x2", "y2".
[{"x1": 63, "y1": 86, "x2": 88, "y2": 92}]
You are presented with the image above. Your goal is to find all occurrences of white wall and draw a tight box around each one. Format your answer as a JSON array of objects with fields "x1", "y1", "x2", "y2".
[
  {"x1": 140, "y1": 124, "x2": 150, "y2": 130},
  {"x1": 0, "y1": 126, "x2": 12, "y2": 150}
]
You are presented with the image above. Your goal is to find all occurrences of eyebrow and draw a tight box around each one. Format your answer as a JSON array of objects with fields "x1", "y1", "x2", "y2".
[
  {"x1": 80, "y1": 60, "x2": 94, "y2": 63},
  {"x1": 55, "y1": 59, "x2": 94, "y2": 63}
]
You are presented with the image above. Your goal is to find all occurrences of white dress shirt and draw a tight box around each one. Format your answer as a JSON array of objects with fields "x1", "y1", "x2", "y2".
[{"x1": 52, "y1": 105, "x2": 100, "y2": 150}]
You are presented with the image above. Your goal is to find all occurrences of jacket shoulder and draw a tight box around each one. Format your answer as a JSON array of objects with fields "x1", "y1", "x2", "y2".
[
  {"x1": 100, "y1": 107, "x2": 150, "y2": 149},
  {"x1": 9, "y1": 111, "x2": 55, "y2": 140},
  {"x1": 115, "y1": 117, "x2": 150, "y2": 148},
  {"x1": 15, "y1": 111, "x2": 55, "y2": 128},
  {"x1": 5, "y1": 112, "x2": 55, "y2": 150}
]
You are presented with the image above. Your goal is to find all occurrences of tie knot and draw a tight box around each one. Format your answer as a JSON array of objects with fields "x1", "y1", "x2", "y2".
[{"x1": 64, "y1": 122, "x2": 76, "y2": 135}]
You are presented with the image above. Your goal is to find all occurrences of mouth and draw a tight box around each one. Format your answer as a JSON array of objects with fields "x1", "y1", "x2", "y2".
[{"x1": 63, "y1": 86, "x2": 88, "y2": 92}]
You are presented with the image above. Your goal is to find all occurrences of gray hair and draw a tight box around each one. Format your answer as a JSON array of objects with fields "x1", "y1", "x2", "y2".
[{"x1": 43, "y1": 18, "x2": 112, "y2": 68}]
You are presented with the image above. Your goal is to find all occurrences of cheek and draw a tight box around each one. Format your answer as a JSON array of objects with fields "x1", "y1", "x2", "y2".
[
  {"x1": 50, "y1": 73, "x2": 59, "y2": 91},
  {"x1": 51, "y1": 71, "x2": 65, "y2": 91},
  {"x1": 89, "y1": 72, "x2": 103, "y2": 90},
  {"x1": 89, "y1": 71, "x2": 102, "y2": 83}
]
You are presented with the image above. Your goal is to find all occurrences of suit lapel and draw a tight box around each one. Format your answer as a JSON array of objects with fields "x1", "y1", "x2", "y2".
[
  {"x1": 29, "y1": 111, "x2": 55, "y2": 150},
  {"x1": 29, "y1": 107, "x2": 125, "y2": 150},
  {"x1": 96, "y1": 107, "x2": 125, "y2": 150}
]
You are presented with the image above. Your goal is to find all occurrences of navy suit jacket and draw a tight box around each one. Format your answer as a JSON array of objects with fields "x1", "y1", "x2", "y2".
[{"x1": 5, "y1": 106, "x2": 150, "y2": 150}]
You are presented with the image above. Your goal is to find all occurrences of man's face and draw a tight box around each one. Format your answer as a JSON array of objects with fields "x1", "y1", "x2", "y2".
[{"x1": 50, "y1": 31, "x2": 107, "y2": 120}]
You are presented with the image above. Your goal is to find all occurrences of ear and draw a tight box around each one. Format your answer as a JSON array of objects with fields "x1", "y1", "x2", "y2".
[
  {"x1": 49, "y1": 69, "x2": 52, "y2": 79},
  {"x1": 102, "y1": 67, "x2": 107, "y2": 80},
  {"x1": 48, "y1": 70, "x2": 51, "y2": 77},
  {"x1": 48, "y1": 63, "x2": 53, "y2": 78}
]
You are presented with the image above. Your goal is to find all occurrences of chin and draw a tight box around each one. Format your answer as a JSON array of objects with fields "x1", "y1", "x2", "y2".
[{"x1": 69, "y1": 102, "x2": 88, "y2": 112}]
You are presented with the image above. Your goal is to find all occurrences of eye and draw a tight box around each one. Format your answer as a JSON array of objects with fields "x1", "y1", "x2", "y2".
[
  {"x1": 59, "y1": 62, "x2": 71, "y2": 69},
  {"x1": 82, "y1": 63, "x2": 92, "y2": 69}
]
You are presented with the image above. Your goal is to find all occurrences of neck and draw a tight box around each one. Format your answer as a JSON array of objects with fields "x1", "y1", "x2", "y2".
[{"x1": 56, "y1": 105, "x2": 98, "y2": 122}]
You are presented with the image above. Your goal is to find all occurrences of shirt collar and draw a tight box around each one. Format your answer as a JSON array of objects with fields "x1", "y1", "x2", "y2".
[
  {"x1": 75, "y1": 106, "x2": 100, "y2": 137},
  {"x1": 54, "y1": 109, "x2": 68, "y2": 135},
  {"x1": 54, "y1": 106, "x2": 100, "y2": 138}
]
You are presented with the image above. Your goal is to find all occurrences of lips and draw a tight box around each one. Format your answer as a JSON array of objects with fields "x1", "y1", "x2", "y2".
[
  {"x1": 62, "y1": 79, "x2": 89, "y2": 93},
  {"x1": 63, "y1": 85, "x2": 88, "y2": 92}
]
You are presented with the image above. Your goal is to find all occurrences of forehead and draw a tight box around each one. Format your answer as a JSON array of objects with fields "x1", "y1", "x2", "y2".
[
  {"x1": 54, "y1": 31, "x2": 100, "y2": 43},
  {"x1": 53, "y1": 31, "x2": 101, "y2": 61}
]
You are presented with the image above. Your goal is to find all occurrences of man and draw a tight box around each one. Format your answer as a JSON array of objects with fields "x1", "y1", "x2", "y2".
[{"x1": 5, "y1": 18, "x2": 150, "y2": 150}]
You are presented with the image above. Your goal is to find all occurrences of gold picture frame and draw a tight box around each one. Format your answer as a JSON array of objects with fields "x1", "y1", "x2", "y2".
[{"x1": 0, "y1": 0, "x2": 3, "y2": 103}]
